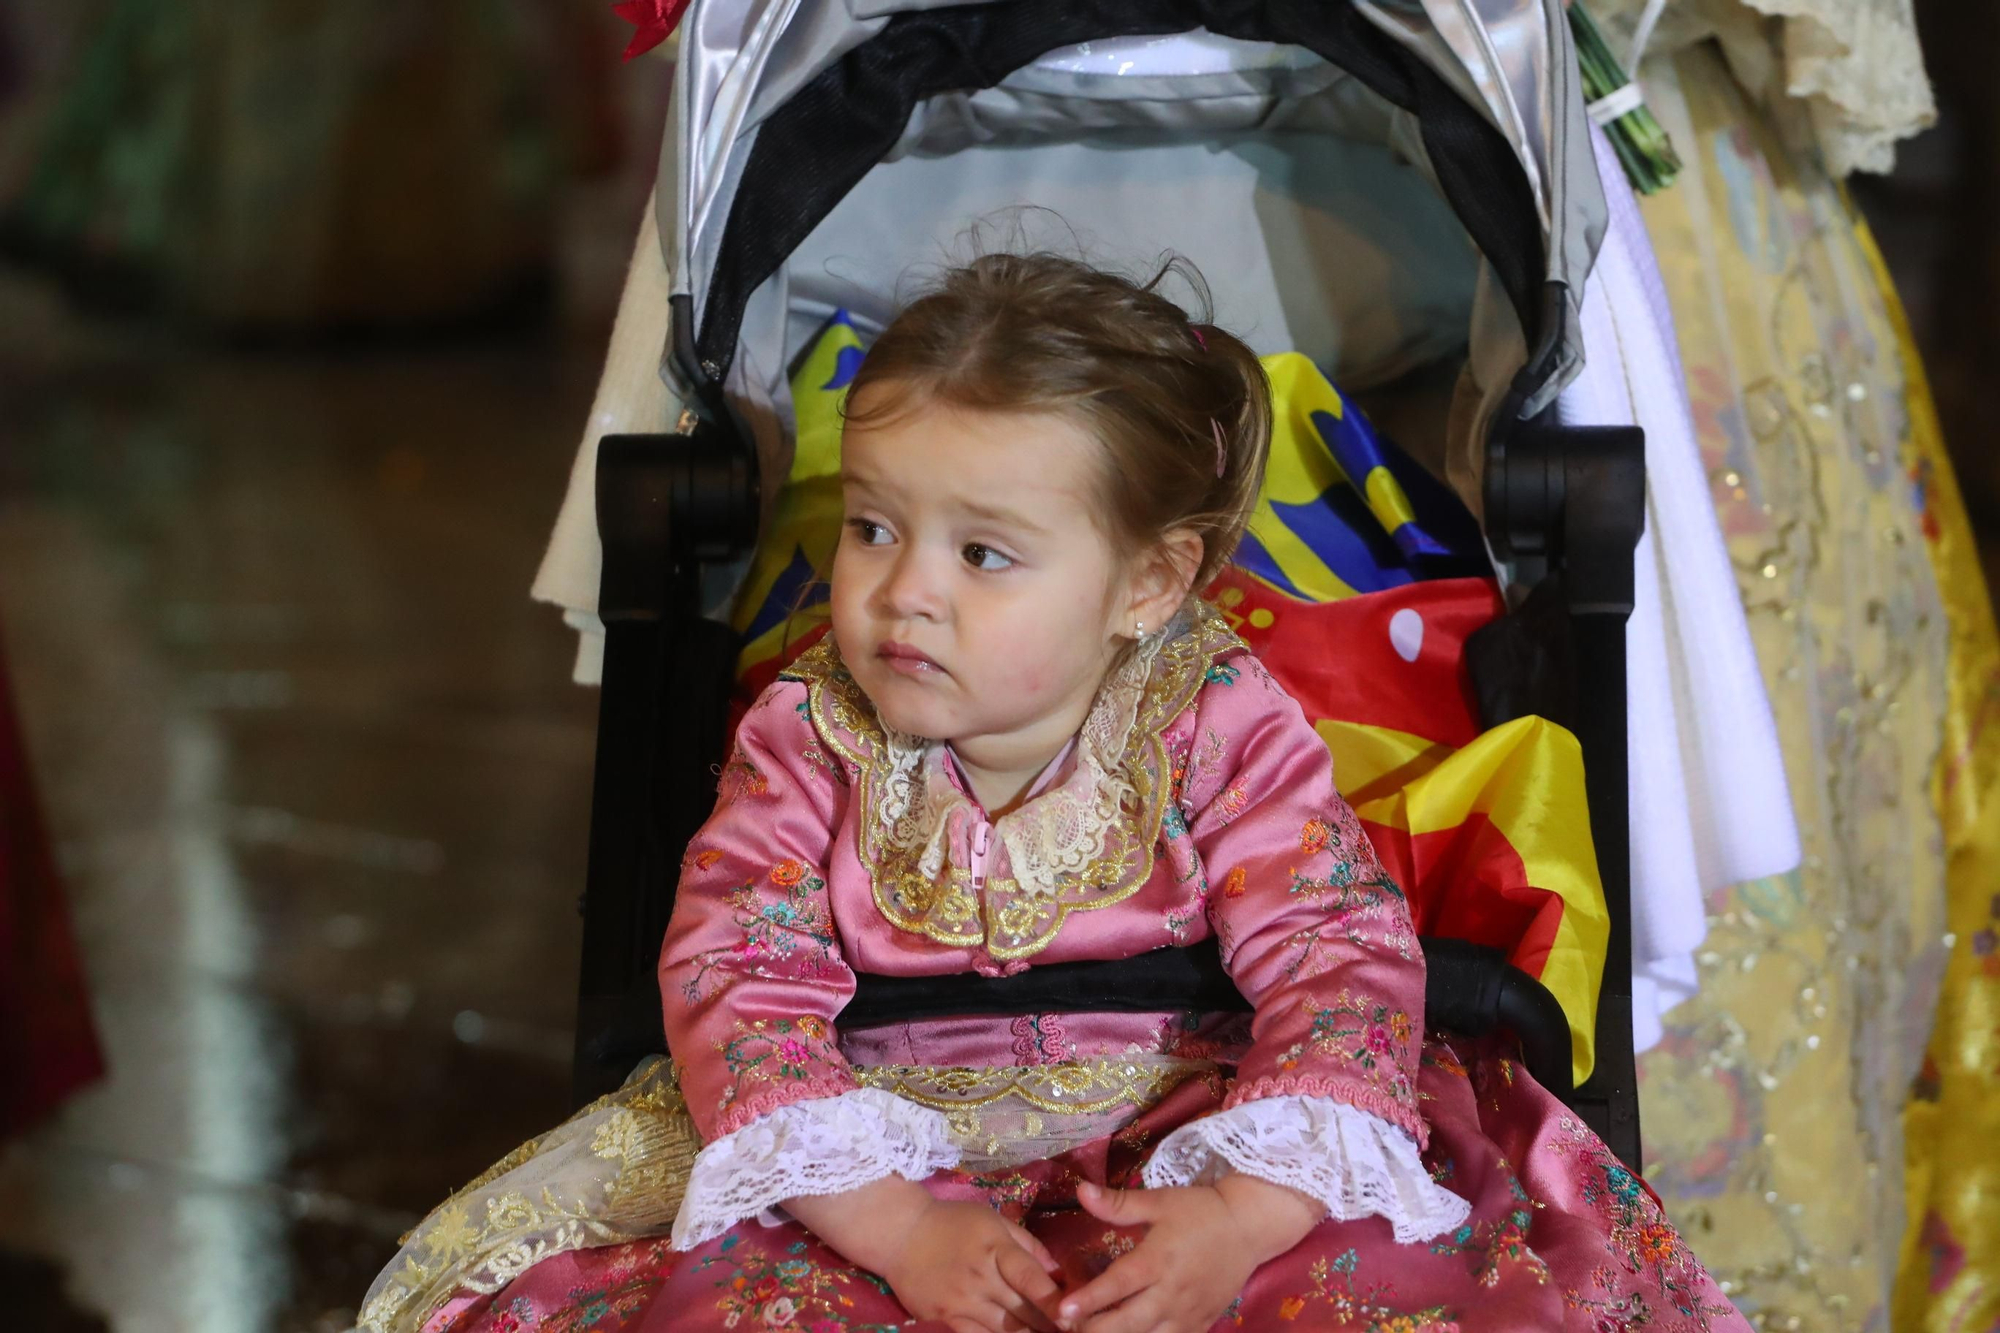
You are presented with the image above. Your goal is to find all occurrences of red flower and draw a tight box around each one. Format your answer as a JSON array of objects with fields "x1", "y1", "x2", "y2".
[
  {"x1": 771, "y1": 859, "x2": 809, "y2": 887},
  {"x1": 611, "y1": 0, "x2": 691, "y2": 61}
]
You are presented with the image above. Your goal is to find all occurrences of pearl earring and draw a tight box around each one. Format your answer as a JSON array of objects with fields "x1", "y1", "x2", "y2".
[{"x1": 1134, "y1": 620, "x2": 1148, "y2": 640}]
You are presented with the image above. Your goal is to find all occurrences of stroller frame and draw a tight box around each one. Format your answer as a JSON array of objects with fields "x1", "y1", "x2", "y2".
[{"x1": 567, "y1": 2, "x2": 1645, "y2": 1172}]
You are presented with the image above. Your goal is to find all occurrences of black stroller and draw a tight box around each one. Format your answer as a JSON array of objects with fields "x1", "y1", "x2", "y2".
[{"x1": 567, "y1": 2, "x2": 1645, "y2": 1172}]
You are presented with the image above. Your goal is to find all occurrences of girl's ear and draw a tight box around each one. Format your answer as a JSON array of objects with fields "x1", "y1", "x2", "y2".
[{"x1": 1121, "y1": 527, "x2": 1205, "y2": 637}]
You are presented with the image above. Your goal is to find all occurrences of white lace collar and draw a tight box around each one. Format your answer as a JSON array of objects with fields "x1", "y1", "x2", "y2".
[{"x1": 782, "y1": 604, "x2": 1244, "y2": 960}]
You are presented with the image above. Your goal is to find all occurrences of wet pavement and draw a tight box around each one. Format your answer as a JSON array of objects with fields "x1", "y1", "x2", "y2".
[{"x1": 0, "y1": 273, "x2": 602, "y2": 1332}]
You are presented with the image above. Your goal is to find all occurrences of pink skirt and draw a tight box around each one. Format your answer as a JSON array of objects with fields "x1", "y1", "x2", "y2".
[{"x1": 418, "y1": 1039, "x2": 1746, "y2": 1333}]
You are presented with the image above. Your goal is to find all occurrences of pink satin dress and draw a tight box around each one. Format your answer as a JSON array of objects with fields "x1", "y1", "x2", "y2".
[{"x1": 420, "y1": 613, "x2": 1748, "y2": 1333}]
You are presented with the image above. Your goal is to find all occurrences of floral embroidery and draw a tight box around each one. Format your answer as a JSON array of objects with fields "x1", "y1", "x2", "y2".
[
  {"x1": 1422, "y1": 1045, "x2": 1471, "y2": 1081},
  {"x1": 1427, "y1": 1164, "x2": 1547, "y2": 1290},
  {"x1": 1272, "y1": 1249, "x2": 1457, "y2": 1331},
  {"x1": 1222, "y1": 867, "x2": 1248, "y2": 898},
  {"x1": 1552, "y1": 1119, "x2": 1742, "y2": 1331},
  {"x1": 718, "y1": 753, "x2": 770, "y2": 806},
  {"x1": 490, "y1": 1239, "x2": 676, "y2": 1330},
  {"x1": 680, "y1": 871, "x2": 840, "y2": 1005},
  {"x1": 1274, "y1": 993, "x2": 1418, "y2": 1103},
  {"x1": 695, "y1": 849, "x2": 726, "y2": 871},
  {"x1": 1072, "y1": 1229, "x2": 1139, "y2": 1281},
  {"x1": 1180, "y1": 726, "x2": 1230, "y2": 809},
  {"x1": 1280, "y1": 886, "x2": 1419, "y2": 979},
  {"x1": 1288, "y1": 862, "x2": 1404, "y2": 909},
  {"x1": 694, "y1": 1235, "x2": 899, "y2": 1331},
  {"x1": 1301, "y1": 818, "x2": 1333, "y2": 855},
  {"x1": 1205, "y1": 662, "x2": 1241, "y2": 687},
  {"x1": 966, "y1": 1170, "x2": 1042, "y2": 1212},
  {"x1": 714, "y1": 1017, "x2": 845, "y2": 1114}
]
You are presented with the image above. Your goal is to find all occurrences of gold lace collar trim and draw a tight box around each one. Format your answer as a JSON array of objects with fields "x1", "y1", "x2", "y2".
[{"x1": 783, "y1": 603, "x2": 1244, "y2": 960}]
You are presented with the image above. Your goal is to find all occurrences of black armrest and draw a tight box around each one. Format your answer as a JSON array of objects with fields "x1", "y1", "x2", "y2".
[
  {"x1": 1419, "y1": 937, "x2": 1573, "y2": 1099},
  {"x1": 1478, "y1": 415, "x2": 1644, "y2": 1165},
  {"x1": 574, "y1": 423, "x2": 759, "y2": 1107},
  {"x1": 577, "y1": 937, "x2": 1577, "y2": 1103}
]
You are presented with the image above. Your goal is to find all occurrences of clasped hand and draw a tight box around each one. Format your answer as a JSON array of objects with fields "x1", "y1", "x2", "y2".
[{"x1": 787, "y1": 1173, "x2": 1321, "y2": 1333}]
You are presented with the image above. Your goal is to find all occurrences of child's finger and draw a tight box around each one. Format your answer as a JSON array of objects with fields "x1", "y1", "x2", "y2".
[
  {"x1": 997, "y1": 1291, "x2": 1061, "y2": 1333},
  {"x1": 1075, "y1": 1181, "x2": 1158, "y2": 1227},
  {"x1": 1056, "y1": 1252, "x2": 1155, "y2": 1329},
  {"x1": 1078, "y1": 1288, "x2": 1168, "y2": 1333},
  {"x1": 1005, "y1": 1219, "x2": 1063, "y2": 1277},
  {"x1": 995, "y1": 1244, "x2": 1062, "y2": 1329}
]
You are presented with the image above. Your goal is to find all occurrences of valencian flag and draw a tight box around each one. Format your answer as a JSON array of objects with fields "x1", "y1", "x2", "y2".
[{"x1": 728, "y1": 318, "x2": 1609, "y2": 1086}]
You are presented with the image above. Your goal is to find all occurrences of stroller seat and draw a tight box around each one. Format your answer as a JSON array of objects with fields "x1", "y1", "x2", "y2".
[{"x1": 569, "y1": 9, "x2": 1646, "y2": 1169}]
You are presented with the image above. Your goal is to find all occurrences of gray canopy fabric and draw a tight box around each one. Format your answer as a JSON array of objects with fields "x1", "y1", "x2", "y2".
[{"x1": 650, "y1": 1, "x2": 1607, "y2": 523}]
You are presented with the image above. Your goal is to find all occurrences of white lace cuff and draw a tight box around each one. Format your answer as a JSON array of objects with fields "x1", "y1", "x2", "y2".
[
  {"x1": 670, "y1": 1088, "x2": 961, "y2": 1250},
  {"x1": 1142, "y1": 1094, "x2": 1470, "y2": 1244}
]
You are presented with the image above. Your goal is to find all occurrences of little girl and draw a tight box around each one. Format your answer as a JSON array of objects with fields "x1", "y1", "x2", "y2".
[{"x1": 355, "y1": 255, "x2": 1750, "y2": 1333}]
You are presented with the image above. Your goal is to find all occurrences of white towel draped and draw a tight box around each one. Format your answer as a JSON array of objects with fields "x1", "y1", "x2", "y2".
[{"x1": 1557, "y1": 125, "x2": 1802, "y2": 1051}]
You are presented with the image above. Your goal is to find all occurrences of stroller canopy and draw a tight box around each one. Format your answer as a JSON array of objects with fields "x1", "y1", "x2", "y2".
[{"x1": 656, "y1": 0, "x2": 1607, "y2": 517}]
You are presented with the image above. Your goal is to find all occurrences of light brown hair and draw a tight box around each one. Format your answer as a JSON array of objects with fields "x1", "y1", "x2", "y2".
[{"x1": 842, "y1": 252, "x2": 1272, "y2": 598}]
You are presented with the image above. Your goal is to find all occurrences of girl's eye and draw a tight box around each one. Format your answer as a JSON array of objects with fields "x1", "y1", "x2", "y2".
[
  {"x1": 848, "y1": 519, "x2": 892, "y2": 546},
  {"x1": 962, "y1": 543, "x2": 1014, "y2": 572}
]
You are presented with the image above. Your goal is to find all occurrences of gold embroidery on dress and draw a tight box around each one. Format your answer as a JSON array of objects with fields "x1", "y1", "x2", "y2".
[
  {"x1": 854, "y1": 1055, "x2": 1221, "y2": 1114},
  {"x1": 784, "y1": 604, "x2": 1243, "y2": 958},
  {"x1": 855, "y1": 1055, "x2": 1223, "y2": 1171},
  {"x1": 354, "y1": 1058, "x2": 699, "y2": 1333}
]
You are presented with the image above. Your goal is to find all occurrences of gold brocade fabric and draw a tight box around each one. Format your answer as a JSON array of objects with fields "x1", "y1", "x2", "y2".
[
  {"x1": 352, "y1": 1059, "x2": 701, "y2": 1333},
  {"x1": 1630, "y1": 44, "x2": 1966, "y2": 1329},
  {"x1": 1865, "y1": 190, "x2": 2000, "y2": 1333},
  {"x1": 855, "y1": 1055, "x2": 1224, "y2": 1172},
  {"x1": 349, "y1": 1055, "x2": 1207, "y2": 1333}
]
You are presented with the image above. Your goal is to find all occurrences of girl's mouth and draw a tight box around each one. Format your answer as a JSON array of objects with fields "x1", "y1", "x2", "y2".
[{"x1": 878, "y1": 641, "x2": 943, "y2": 676}]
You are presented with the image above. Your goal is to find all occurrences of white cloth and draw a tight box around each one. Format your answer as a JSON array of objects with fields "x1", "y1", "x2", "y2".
[
  {"x1": 1557, "y1": 125, "x2": 1801, "y2": 1051},
  {"x1": 1144, "y1": 1094, "x2": 1469, "y2": 1244},
  {"x1": 533, "y1": 193, "x2": 680, "y2": 684},
  {"x1": 670, "y1": 1088, "x2": 961, "y2": 1251}
]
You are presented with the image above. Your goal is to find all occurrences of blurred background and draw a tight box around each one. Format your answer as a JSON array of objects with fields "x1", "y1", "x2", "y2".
[{"x1": 0, "y1": 3, "x2": 1990, "y2": 1331}]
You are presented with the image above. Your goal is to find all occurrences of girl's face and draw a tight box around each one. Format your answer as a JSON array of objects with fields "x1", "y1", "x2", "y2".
[{"x1": 832, "y1": 394, "x2": 1168, "y2": 772}]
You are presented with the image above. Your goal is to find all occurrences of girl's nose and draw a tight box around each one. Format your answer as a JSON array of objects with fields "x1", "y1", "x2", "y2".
[{"x1": 877, "y1": 548, "x2": 945, "y2": 621}]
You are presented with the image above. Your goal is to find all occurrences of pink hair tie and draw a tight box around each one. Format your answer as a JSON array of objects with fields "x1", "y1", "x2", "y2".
[{"x1": 1189, "y1": 323, "x2": 1209, "y2": 352}]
